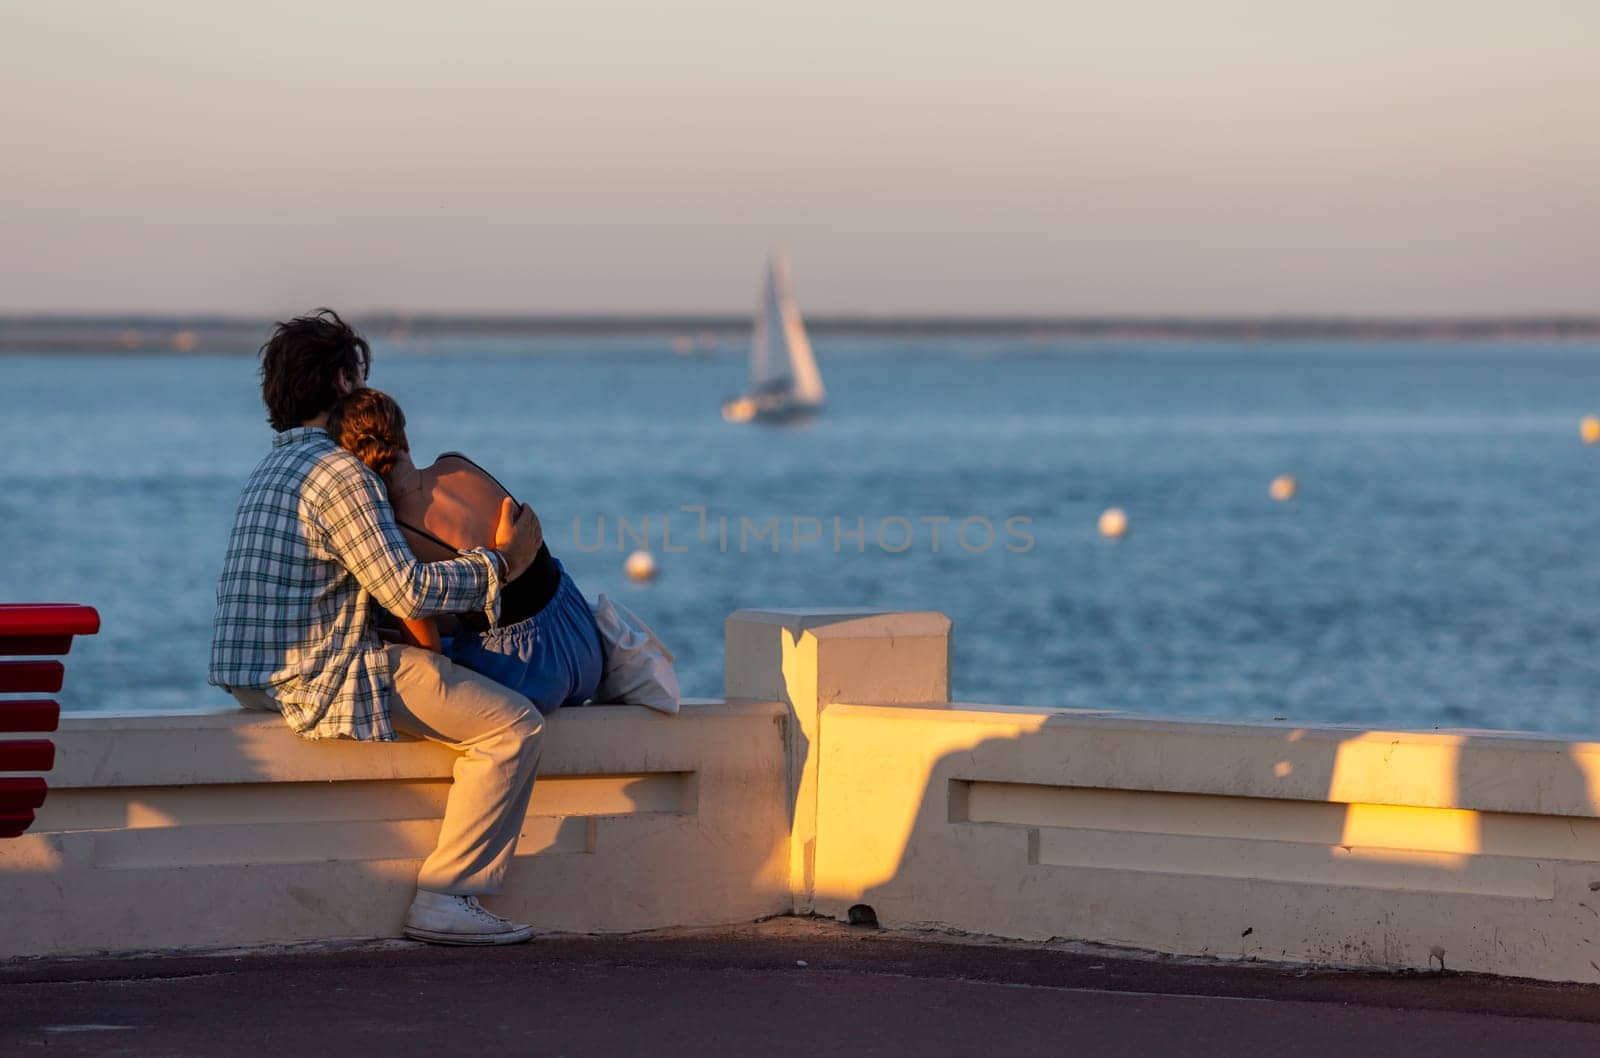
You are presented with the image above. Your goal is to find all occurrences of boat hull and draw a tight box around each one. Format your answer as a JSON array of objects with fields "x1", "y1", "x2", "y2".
[
  {"x1": 749, "y1": 402, "x2": 821, "y2": 425},
  {"x1": 721, "y1": 393, "x2": 823, "y2": 425}
]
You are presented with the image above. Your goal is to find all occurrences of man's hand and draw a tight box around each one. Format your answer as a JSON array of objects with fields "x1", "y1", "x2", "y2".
[{"x1": 493, "y1": 497, "x2": 542, "y2": 582}]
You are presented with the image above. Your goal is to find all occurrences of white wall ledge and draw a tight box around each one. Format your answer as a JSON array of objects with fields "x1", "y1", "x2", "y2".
[
  {"x1": 826, "y1": 702, "x2": 1600, "y2": 819},
  {"x1": 7, "y1": 608, "x2": 1600, "y2": 983},
  {"x1": 48, "y1": 699, "x2": 748, "y2": 788}
]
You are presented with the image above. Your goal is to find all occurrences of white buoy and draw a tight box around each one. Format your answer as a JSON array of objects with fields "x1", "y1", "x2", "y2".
[
  {"x1": 624, "y1": 549, "x2": 658, "y2": 582},
  {"x1": 1098, "y1": 507, "x2": 1128, "y2": 539},
  {"x1": 1582, "y1": 416, "x2": 1600, "y2": 445},
  {"x1": 1269, "y1": 474, "x2": 1297, "y2": 501}
]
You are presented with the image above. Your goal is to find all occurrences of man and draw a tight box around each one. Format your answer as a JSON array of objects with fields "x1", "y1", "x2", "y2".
[{"x1": 210, "y1": 309, "x2": 545, "y2": 945}]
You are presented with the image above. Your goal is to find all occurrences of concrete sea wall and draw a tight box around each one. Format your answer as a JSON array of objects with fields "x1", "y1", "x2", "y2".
[{"x1": 5, "y1": 608, "x2": 1599, "y2": 982}]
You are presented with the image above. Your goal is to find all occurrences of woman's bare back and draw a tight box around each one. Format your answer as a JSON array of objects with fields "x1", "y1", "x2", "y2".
[{"x1": 390, "y1": 453, "x2": 514, "y2": 561}]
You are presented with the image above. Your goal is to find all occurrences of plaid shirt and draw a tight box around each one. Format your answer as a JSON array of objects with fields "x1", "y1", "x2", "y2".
[{"x1": 209, "y1": 427, "x2": 498, "y2": 741}]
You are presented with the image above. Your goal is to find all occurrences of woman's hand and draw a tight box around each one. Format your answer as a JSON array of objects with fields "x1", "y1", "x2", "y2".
[{"x1": 494, "y1": 497, "x2": 543, "y2": 581}]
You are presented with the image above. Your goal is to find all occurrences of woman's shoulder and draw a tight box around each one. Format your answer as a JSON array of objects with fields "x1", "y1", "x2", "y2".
[
  {"x1": 429, "y1": 452, "x2": 513, "y2": 499},
  {"x1": 431, "y1": 451, "x2": 493, "y2": 480}
]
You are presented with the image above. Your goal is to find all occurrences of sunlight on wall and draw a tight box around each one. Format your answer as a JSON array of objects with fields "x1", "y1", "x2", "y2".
[
  {"x1": 1575, "y1": 751, "x2": 1600, "y2": 816},
  {"x1": 1329, "y1": 732, "x2": 1475, "y2": 866},
  {"x1": 779, "y1": 627, "x2": 821, "y2": 903},
  {"x1": 0, "y1": 831, "x2": 64, "y2": 875},
  {"x1": 1338, "y1": 803, "x2": 1474, "y2": 868},
  {"x1": 1326, "y1": 731, "x2": 1463, "y2": 807},
  {"x1": 726, "y1": 608, "x2": 953, "y2": 911},
  {"x1": 813, "y1": 706, "x2": 1047, "y2": 900}
]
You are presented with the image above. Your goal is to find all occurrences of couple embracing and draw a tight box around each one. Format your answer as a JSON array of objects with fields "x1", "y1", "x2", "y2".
[{"x1": 209, "y1": 309, "x2": 672, "y2": 947}]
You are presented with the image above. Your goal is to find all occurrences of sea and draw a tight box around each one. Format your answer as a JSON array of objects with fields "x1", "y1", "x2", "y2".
[{"x1": 5, "y1": 335, "x2": 1600, "y2": 737}]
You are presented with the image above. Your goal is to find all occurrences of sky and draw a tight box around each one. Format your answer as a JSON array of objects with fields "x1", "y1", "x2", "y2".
[{"x1": 2, "y1": 1, "x2": 1596, "y2": 315}]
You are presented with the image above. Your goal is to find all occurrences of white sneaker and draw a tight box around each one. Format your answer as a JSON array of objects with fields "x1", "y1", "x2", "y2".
[{"x1": 403, "y1": 890, "x2": 535, "y2": 946}]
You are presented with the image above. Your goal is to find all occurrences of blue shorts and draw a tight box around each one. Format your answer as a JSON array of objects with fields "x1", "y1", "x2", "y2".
[{"x1": 444, "y1": 564, "x2": 604, "y2": 714}]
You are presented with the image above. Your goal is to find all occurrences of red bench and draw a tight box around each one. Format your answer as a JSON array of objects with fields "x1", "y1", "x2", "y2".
[{"x1": 0, "y1": 604, "x2": 100, "y2": 838}]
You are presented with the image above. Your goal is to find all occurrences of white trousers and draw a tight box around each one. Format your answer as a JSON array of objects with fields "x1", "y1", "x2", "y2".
[{"x1": 233, "y1": 643, "x2": 544, "y2": 895}]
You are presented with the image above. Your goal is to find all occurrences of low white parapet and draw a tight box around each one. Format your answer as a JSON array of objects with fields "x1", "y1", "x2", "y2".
[
  {"x1": 810, "y1": 703, "x2": 1600, "y2": 982},
  {"x1": 2, "y1": 700, "x2": 792, "y2": 956},
  {"x1": 6, "y1": 607, "x2": 1600, "y2": 984}
]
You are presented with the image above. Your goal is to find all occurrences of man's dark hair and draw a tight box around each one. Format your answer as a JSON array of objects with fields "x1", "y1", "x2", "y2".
[{"x1": 259, "y1": 309, "x2": 372, "y2": 431}]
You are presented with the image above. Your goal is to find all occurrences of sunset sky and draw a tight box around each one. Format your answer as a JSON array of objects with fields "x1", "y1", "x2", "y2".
[{"x1": 2, "y1": 2, "x2": 1596, "y2": 315}]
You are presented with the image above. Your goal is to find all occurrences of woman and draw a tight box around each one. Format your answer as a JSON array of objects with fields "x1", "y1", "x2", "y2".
[{"x1": 327, "y1": 388, "x2": 604, "y2": 715}]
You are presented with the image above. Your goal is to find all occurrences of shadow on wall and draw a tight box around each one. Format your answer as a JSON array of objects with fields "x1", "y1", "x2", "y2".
[{"x1": 819, "y1": 707, "x2": 1600, "y2": 980}]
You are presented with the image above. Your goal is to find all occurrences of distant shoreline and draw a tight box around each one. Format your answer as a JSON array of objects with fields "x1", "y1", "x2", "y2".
[{"x1": 4, "y1": 313, "x2": 1598, "y2": 354}]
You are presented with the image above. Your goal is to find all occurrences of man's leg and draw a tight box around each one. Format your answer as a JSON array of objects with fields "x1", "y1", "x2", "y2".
[{"x1": 385, "y1": 644, "x2": 544, "y2": 943}]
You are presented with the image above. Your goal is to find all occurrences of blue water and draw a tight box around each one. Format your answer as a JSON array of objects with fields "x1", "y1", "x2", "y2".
[{"x1": 5, "y1": 337, "x2": 1600, "y2": 736}]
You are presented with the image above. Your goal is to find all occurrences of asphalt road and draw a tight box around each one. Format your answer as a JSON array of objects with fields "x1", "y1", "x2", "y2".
[{"x1": 4, "y1": 920, "x2": 1597, "y2": 1057}]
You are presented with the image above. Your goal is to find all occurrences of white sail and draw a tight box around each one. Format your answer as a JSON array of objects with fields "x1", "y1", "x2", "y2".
[
  {"x1": 749, "y1": 265, "x2": 778, "y2": 389},
  {"x1": 773, "y1": 253, "x2": 825, "y2": 403},
  {"x1": 749, "y1": 252, "x2": 825, "y2": 403}
]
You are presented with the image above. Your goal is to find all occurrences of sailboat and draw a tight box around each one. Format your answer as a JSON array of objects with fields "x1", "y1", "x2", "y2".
[{"x1": 721, "y1": 253, "x2": 825, "y2": 424}]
